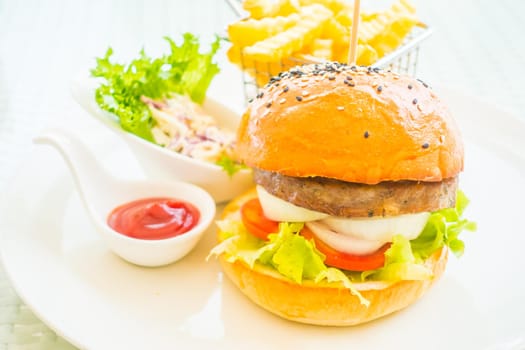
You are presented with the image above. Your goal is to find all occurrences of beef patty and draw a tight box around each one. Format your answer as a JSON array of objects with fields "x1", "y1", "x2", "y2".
[{"x1": 254, "y1": 169, "x2": 458, "y2": 218}]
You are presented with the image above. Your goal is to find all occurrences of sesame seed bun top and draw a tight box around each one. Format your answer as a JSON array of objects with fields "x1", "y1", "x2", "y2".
[{"x1": 236, "y1": 63, "x2": 464, "y2": 184}]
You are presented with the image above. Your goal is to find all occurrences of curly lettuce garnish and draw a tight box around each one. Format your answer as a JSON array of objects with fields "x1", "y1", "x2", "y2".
[{"x1": 91, "y1": 34, "x2": 221, "y2": 142}]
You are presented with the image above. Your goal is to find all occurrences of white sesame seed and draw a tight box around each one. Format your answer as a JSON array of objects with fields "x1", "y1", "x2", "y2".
[
  {"x1": 280, "y1": 98, "x2": 286, "y2": 104},
  {"x1": 337, "y1": 106, "x2": 345, "y2": 111},
  {"x1": 417, "y1": 104, "x2": 423, "y2": 111},
  {"x1": 302, "y1": 91, "x2": 309, "y2": 96}
]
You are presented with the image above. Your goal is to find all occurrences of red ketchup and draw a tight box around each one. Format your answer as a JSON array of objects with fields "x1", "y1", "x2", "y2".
[{"x1": 107, "y1": 197, "x2": 200, "y2": 240}]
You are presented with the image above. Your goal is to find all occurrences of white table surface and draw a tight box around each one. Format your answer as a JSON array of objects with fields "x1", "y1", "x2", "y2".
[{"x1": 0, "y1": 0, "x2": 524, "y2": 348}]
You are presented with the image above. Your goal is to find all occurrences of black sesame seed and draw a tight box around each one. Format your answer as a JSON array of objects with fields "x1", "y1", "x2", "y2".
[
  {"x1": 328, "y1": 76, "x2": 336, "y2": 80},
  {"x1": 377, "y1": 85, "x2": 383, "y2": 92},
  {"x1": 290, "y1": 69, "x2": 304, "y2": 76},
  {"x1": 248, "y1": 98, "x2": 254, "y2": 103},
  {"x1": 422, "y1": 143, "x2": 429, "y2": 149},
  {"x1": 373, "y1": 67, "x2": 381, "y2": 73},
  {"x1": 346, "y1": 76, "x2": 353, "y2": 80},
  {"x1": 368, "y1": 209, "x2": 374, "y2": 217},
  {"x1": 364, "y1": 131, "x2": 370, "y2": 138},
  {"x1": 256, "y1": 92, "x2": 264, "y2": 99},
  {"x1": 412, "y1": 98, "x2": 418, "y2": 105},
  {"x1": 296, "y1": 96, "x2": 303, "y2": 102},
  {"x1": 417, "y1": 79, "x2": 429, "y2": 88},
  {"x1": 408, "y1": 84, "x2": 413, "y2": 90},
  {"x1": 283, "y1": 86, "x2": 289, "y2": 93},
  {"x1": 348, "y1": 81, "x2": 355, "y2": 87},
  {"x1": 266, "y1": 102, "x2": 272, "y2": 108}
]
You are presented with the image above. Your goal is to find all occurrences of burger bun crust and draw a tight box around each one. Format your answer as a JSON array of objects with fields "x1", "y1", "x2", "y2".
[{"x1": 236, "y1": 65, "x2": 464, "y2": 185}]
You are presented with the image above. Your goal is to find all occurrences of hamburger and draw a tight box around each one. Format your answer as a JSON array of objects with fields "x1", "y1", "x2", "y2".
[{"x1": 209, "y1": 63, "x2": 475, "y2": 326}]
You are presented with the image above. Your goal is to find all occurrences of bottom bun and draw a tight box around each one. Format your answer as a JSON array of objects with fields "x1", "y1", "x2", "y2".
[{"x1": 217, "y1": 189, "x2": 448, "y2": 326}]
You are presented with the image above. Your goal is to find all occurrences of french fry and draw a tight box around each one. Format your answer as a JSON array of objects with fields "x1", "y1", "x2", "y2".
[
  {"x1": 358, "y1": 14, "x2": 391, "y2": 43},
  {"x1": 227, "y1": 0, "x2": 421, "y2": 83},
  {"x1": 228, "y1": 13, "x2": 300, "y2": 47},
  {"x1": 274, "y1": 0, "x2": 301, "y2": 16},
  {"x1": 248, "y1": 58, "x2": 299, "y2": 86},
  {"x1": 356, "y1": 44, "x2": 379, "y2": 66},
  {"x1": 360, "y1": 11, "x2": 378, "y2": 22},
  {"x1": 321, "y1": 18, "x2": 349, "y2": 46},
  {"x1": 227, "y1": 45, "x2": 243, "y2": 66},
  {"x1": 392, "y1": 0, "x2": 416, "y2": 15},
  {"x1": 298, "y1": 0, "x2": 348, "y2": 14},
  {"x1": 335, "y1": 10, "x2": 353, "y2": 28},
  {"x1": 332, "y1": 44, "x2": 348, "y2": 63},
  {"x1": 303, "y1": 38, "x2": 333, "y2": 61},
  {"x1": 243, "y1": 0, "x2": 298, "y2": 19},
  {"x1": 370, "y1": 16, "x2": 417, "y2": 56},
  {"x1": 390, "y1": 16, "x2": 418, "y2": 38},
  {"x1": 242, "y1": 4, "x2": 332, "y2": 63},
  {"x1": 254, "y1": 60, "x2": 287, "y2": 85}
]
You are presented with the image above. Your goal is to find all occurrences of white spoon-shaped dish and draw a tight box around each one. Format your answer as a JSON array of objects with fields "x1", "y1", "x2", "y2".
[
  {"x1": 70, "y1": 75, "x2": 253, "y2": 203},
  {"x1": 33, "y1": 128, "x2": 216, "y2": 267}
]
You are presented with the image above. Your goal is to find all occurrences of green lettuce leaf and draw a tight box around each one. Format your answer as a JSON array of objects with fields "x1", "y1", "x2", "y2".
[
  {"x1": 410, "y1": 190, "x2": 477, "y2": 259},
  {"x1": 362, "y1": 235, "x2": 433, "y2": 281},
  {"x1": 208, "y1": 221, "x2": 369, "y2": 306},
  {"x1": 363, "y1": 190, "x2": 476, "y2": 281},
  {"x1": 91, "y1": 34, "x2": 221, "y2": 142},
  {"x1": 209, "y1": 191, "x2": 475, "y2": 306}
]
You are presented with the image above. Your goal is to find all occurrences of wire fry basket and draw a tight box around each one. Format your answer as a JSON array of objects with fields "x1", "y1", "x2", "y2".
[{"x1": 225, "y1": 0, "x2": 432, "y2": 102}]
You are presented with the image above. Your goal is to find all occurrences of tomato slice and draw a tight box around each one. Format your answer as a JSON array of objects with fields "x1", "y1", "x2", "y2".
[
  {"x1": 300, "y1": 227, "x2": 389, "y2": 271},
  {"x1": 240, "y1": 198, "x2": 279, "y2": 240},
  {"x1": 240, "y1": 198, "x2": 389, "y2": 271}
]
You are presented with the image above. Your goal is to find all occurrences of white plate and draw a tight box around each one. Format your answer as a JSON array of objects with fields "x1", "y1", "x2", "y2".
[{"x1": 1, "y1": 87, "x2": 525, "y2": 350}]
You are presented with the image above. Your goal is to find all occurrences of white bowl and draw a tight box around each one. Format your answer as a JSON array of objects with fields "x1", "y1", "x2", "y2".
[
  {"x1": 98, "y1": 179, "x2": 216, "y2": 267},
  {"x1": 70, "y1": 75, "x2": 253, "y2": 203}
]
